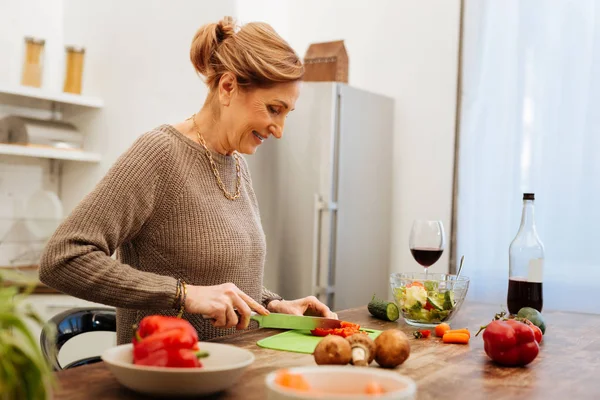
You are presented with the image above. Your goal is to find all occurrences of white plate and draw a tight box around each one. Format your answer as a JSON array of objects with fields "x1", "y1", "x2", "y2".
[
  {"x1": 102, "y1": 341, "x2": 255, "y2": 397},
  {"x1": 265, "y1": 366, "x2": 417, "y2": 400}
]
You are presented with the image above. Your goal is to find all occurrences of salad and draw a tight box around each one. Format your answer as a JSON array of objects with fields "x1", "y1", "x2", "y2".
[{"x1": 393, "y1": 280, "x2": 457, "y2": 323}]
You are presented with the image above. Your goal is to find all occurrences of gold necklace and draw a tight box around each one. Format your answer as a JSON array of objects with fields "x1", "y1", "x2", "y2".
[{"x1": 191, "y1": 114, "x2": 241, "y2": 200}]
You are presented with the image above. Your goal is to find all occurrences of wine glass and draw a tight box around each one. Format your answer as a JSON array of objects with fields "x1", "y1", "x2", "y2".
[{"x1": 409, "y1": 220, "x2": 445, "y2": 278}]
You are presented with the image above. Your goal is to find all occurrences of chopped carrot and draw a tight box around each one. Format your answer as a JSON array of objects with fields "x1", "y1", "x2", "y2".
[
  {"x1": 407, "y1": 281, "x2": 424, "y2": 288},
  {"x1": 442, "y1": 332, "x2": 470, "y2": 344},
  {"x1": 365, "y1": 381, "x2": 386, "y2": 394},
  {"x1": 275, "y1": 370, "x2": 311, "y2": 391},
  {"x1": 435, "y1": 323, "x2": 451, "y2": 337},
  {"x1": 444, "y1": 329, "x2": 470, "y2": 338}
]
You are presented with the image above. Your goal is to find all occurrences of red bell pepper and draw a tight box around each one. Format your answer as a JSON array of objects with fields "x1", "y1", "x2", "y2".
[
  {"x1": 310, "y1": 321, "x2": 363, "y2": 338},
  {"x1": 132, "y1": 315, "x2": 206, "y2": 368},
  {"x1": 135, "y1": 315, "x2": 197, "y2": 340},
  {"x1": 481, "y1": 319, "x2": 539, "y2": 367},
  {"x1": 133, "y1": 328, "x2": 199, "y2": 361},
  {"x1": 135, "y1": 347, "x2": 207, "y2": 368}
]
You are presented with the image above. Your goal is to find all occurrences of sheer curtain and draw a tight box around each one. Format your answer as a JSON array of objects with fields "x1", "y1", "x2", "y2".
[{"x1": 457, "y1": 0, "x2": 600, "y2": 313}]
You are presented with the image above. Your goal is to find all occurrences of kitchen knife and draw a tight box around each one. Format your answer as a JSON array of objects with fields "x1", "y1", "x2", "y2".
[
  {"x1": 250, "y1": 312, "x2": 343, "y2": 330},
  {"x1": 202, "y1": 311, "x2": 343, "y2": 330}
]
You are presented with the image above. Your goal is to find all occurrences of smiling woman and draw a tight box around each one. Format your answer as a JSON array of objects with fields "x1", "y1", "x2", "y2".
[
  {"x1": 39, "y1": 16, "x2": 336, "y2": 346},
  {"x1": 186, "y1": 15, "x2": 302, "y2": 156}
]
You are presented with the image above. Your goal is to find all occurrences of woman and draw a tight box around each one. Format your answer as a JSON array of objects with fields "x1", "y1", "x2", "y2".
[{"x1": 39, "y1": 17, "x2": 336, "y2": 345}]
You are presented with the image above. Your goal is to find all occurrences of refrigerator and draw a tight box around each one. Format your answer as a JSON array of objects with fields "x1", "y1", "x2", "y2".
[{"x1": 247, "y1": 82, "x2": 394, "y2": 311}]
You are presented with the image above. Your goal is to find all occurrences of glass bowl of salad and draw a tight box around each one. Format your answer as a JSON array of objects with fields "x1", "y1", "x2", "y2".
[{"x1": 390, "y1": 272, "x2": 470, "y2": 327}]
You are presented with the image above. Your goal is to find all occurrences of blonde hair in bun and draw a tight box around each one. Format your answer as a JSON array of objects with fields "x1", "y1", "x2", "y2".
[{"x1": 190, "y1": 16, "x2": 303, "y2": 90}]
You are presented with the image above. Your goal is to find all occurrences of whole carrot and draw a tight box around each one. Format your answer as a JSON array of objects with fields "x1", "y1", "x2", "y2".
[
  {"x1": 435, "y1": 323, "x2": 451, "y2": 337},
  {"x1": 442, "y1": 332, "x2": 470, "y2": 344},
  {"x1": 444, "y1": 329, "x2": 470, "y2": 338}
]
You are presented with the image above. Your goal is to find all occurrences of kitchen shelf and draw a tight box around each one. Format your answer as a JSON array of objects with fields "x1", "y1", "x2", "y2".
[
  {"x1": 0, "y1": 84, "x2": 103, "y2": 108},
  {"x1": 0, "y1": 143, "x2": 101, "y2": 162}
]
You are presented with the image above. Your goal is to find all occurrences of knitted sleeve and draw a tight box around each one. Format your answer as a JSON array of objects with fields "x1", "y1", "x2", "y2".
[{"x1": 39, "y1": 131, "x2": 178, "y2": 309}]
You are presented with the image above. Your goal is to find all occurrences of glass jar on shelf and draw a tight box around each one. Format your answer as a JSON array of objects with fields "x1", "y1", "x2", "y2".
[
  {"x1": 63, "y1": 45, "x2": 86, "y2": 94},
  {"x1": 21, "y1": 37, "x2": 46, "y2": 88}
]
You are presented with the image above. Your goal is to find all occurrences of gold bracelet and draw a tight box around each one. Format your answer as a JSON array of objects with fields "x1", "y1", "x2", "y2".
[
  {"x1": 174, "y1": 279, "x2": 181, "y2": 308},
  {"x1": 177, "y1": 280, "x2": 187, "y2": 318}
]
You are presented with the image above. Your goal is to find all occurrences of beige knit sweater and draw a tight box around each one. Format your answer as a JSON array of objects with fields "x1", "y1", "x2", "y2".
[{"x1": 39, "y1": 124, "x2": 281, "y2": 345}]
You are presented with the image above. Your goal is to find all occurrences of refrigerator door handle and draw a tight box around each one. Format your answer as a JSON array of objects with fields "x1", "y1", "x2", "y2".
[
  {"x1": 311, "y1": 193, "x2": 337, "y2": 301},
  {"x1": 311, "y1": 193, "x2": 321, "y2": 297}
]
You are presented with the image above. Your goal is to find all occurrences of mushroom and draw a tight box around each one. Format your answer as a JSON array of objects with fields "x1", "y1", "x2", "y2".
[
  {"x1": 346, "y1": 334, "x2": 376, "y2": 366},
  {"x1": 313, "y1": 335, "x2": 352, "y2": 365},
  {"x1": 374, "y1": 329, "x2": 411, "y2": 368}
]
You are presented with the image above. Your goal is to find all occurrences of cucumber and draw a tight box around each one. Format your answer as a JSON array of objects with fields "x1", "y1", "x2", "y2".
[
  {"x1": 427, "y1": 296, "x2": 444, "y2": 311},
  {"x1": 368, "y1": 295, "x2": 400, "y2": 322},
  {"x1": 443, "y1": 290, "x2": 455, "y2": 311}
]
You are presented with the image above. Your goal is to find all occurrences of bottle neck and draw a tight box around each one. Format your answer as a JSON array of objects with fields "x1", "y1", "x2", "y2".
[{"x1": 519, "y1": 200, "x2": 536, "y2": 233}]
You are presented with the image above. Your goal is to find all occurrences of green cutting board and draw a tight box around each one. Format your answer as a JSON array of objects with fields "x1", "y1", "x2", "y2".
[{"x1": 257, "y1": 329, "x2": 382, "y2": 354}]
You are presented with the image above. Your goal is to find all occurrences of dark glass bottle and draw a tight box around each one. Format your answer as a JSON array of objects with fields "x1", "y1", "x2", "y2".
[{"x1": 507, "y1": 193, "x2": 544, "y2": 314}]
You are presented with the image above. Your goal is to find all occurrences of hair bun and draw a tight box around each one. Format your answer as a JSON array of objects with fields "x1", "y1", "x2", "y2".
[
  {"x1": 190, "y1": 17, "x2": 303, "y2": 89},
  {"x1": 216, "y1": 16, "x2": 235, "y2": 43},
  {"x1": 190, "y1": 16, "x2": 235, "y2": 77}
]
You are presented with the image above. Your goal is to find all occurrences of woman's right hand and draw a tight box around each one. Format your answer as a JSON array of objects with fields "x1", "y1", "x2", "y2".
[{"x1": 185, "y1": 283, "x2": 269, "y2": 330}]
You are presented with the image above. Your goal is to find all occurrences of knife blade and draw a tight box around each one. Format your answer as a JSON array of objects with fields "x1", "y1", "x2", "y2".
[
  {"x1": 250, "y1": 312, "x2": 343, "y2": 330},
  {"x1": 201, "y1": 311, "x2": 343, "y2": 330}
]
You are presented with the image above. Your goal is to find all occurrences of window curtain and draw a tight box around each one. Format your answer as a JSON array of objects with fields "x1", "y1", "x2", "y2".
[{"x1": 457, "y1": 0, "x2": 600, "y2": 313}]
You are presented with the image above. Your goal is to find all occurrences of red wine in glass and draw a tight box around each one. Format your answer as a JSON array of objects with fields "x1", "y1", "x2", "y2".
[
  {"x1": 409, "y1": 220, "x2": 445, "y2": 277},
  {"x1": 410, "y1": 248, "x2": 444, "y2": 267}
]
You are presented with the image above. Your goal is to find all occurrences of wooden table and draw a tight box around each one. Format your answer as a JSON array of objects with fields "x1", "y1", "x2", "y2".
[{"x1": 54, "y1": 302, "x2": 600, "y2": 399}]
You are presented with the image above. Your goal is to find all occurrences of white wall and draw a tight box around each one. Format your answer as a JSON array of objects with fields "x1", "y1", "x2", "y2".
[
  {"x1": 0, "y1": 0, "x2": 64, "y2": 267},
  {"x1": 60, "y1": 0, "x2": 236, "y2": 212},
  {"x1": 0, "y1": 0, "x2": 64, "y2": 92},
  {"x1": 238, "y1": 0, "x2": 461, "y2": 280},
  {"x1": 235, "y1": 0, "x2": 291, "y2": 39}
]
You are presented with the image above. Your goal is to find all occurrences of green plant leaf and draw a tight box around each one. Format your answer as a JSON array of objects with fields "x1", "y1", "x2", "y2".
[{"x1": 0, "y1": 270, "x2": 55, "y2": 399}]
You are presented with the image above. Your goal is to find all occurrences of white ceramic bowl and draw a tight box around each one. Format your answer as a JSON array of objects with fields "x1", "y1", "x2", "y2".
[
  {"x1": 101, "y1": 341, "x2": 254, "y2": 397},
  {"x1": 265, "y1": 366, "x2": 417, "y2": 400}
]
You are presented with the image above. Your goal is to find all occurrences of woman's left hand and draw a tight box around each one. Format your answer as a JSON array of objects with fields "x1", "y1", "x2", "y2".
[{"x1": 267, "y1": 296, "x2": 338, "y2": 319}]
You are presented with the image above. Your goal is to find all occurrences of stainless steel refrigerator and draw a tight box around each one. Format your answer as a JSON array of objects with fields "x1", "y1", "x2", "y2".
[{"x1": 247, "y1": 82, "x2": 394, "y2": 311}]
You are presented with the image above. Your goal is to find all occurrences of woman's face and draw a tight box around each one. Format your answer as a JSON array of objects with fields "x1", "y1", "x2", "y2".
[{"x1": 219, "y1": 77, "x2": 301, "y2": 155}]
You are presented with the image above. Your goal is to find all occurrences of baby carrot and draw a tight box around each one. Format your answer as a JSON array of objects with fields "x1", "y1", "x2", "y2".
[
  {"x1": 444, "y1": 329, "x2": 470, "y2": 338},
  {"x1": 435, "y1": 323, "x2": 451, "y2": 337},
  {"x1": 365, "y1": 381, "x2": 386, "y2": 395},
  {"x1": 442, "y1": 332, "x2": 470, "y2": 344}
]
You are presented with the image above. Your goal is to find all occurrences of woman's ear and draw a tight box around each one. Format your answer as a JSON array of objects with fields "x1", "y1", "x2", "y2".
[{"x1": 218, "y1": 72, "x2": 237, "y2": 107}]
